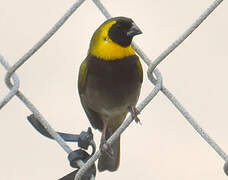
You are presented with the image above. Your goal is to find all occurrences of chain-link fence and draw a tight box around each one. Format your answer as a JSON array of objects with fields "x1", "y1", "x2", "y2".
[{"x1": 0, "y1": 0, "x2": 227, "y2": 179}]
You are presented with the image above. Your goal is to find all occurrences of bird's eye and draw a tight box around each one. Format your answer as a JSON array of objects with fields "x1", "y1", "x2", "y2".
[{"x1": 104, "y1": 37, "x2": 109, "y2": 43}]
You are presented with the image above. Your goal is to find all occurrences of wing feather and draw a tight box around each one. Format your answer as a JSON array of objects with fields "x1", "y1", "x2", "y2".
[{"x1": 78, "y1": 58, "x2": 103, "y2": 131}]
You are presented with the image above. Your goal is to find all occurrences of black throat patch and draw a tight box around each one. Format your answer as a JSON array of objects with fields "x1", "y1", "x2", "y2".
[{"x1": 108, "y1": 19, "x2": 133, "y2": 47}]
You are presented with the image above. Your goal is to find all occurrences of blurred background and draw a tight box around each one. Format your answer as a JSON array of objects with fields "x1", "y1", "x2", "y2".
[{"x1": 0, "y1": 0, "x2": 228, "y2": 179}]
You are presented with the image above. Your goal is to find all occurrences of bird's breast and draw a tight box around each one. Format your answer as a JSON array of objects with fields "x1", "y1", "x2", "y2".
[{"x1": 85, "y1": 55, "x2": 142, "y2": 115}]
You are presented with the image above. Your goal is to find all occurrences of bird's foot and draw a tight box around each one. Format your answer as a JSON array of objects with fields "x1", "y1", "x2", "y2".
[
  {"x1": 129, "y1": 106, "x2": 141, "y2": 125},
  {"x1": 100, "y1": 139, "x2": 114, "y2": 159}
]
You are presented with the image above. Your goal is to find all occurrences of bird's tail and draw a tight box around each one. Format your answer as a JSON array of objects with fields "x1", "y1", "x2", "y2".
[{"x1": 98, "y1": 128, "x2": 120, "y2": 172}]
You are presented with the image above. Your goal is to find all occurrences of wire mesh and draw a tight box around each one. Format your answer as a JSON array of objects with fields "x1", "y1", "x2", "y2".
[{"x1": 0, "y1": 0, "x2": 227, "y2": 179}]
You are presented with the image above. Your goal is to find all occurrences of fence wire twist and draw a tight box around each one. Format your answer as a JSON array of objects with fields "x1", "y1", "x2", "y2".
[{"x1": 0, "y1": 0, "x2": 227, "y2": 179}]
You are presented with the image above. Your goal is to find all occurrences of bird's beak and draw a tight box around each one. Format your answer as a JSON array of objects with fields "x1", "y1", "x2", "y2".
[{"x1": 127, "y1": 22, "x2": 142, "y2": 37}]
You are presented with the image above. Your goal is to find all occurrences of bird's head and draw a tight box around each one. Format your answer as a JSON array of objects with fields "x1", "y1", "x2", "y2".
[{"x1": 89, "y1": 17, "x2": 142, "y2": 60}]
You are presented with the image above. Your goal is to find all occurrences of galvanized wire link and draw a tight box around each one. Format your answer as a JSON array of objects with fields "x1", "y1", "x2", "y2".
[
  {"x1": 1, "y1": 56, "x2": 73, "y2": 154},
  {"x1": 147, "y1": 0, "x2": 224, "y2": 83},
  {"x1": 5, "y1": 0, "x2": 86, "y2": 88},
  {"x1": 140, "y1": 0, "x2": 227, "y2": 161},
  {"x1": 2, "y1": 0, "x2": 88, "y2": 156},
  {"x1": 1, "y1": 0, "x2": 93, "y2": 175},
  {"x1": 92, "y1": 0, "x2": 111, "y2": 18},
  {"x1": 0, "y1": 55, "x2": 20, "y2": 109},
  {"x1": 2, "y1": 0, "x2": 87, "y2": 154},
  {"x1": 1, "y1": 57, "x2": 93, "y2": 176},
  {"x1": 160, "y1": 86, "x2": 228, "y2": 161}
]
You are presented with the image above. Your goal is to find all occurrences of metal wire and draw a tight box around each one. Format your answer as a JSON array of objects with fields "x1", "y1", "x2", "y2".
[
  {"x1": 147, "y1": 0, "x2": 224, "y2": 83},
  {"x1": 5, "y1": 0, "x2": 86, "y2": 88},
  {"x1": 1, "y1": 55, "x2": 73, "y2": 154},
  {"x1": 0, "y1": 0, "x2": 94, "y2": 177},
  {"x1": 3, "y1": 0, "x2": 88, "y2": 154},
  {"x1": 0, "y1": 55, "x2": 20, "y2": 109},
  {"x1": 0, "y1": 0, "x2": 227, "y2": 179},
  {"x1": 161, "y1": 86, "x2": 228, "y2": 161}
]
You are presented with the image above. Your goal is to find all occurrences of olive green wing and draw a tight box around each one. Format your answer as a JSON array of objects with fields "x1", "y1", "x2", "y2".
[
  {"x1": 78, "y1": 59, "x2": 88, "y2": 95},
  {"x1": 78, "y1": 59, "x2": 103, "y2": 131},
  {"x1": 136, "y1": 56, "x2": 143, "y2": 83}
]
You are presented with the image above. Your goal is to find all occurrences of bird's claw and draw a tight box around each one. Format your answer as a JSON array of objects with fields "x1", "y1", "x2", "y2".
[
  {"x1": 100, "y1": 140, "x2": 114, "y2": 159},
  {"x1": 129, "y1": 106, "x2": 141, "y2": 125}
]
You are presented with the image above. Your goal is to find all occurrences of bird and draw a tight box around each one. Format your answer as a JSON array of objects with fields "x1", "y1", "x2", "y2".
[{"x1": 78, "y1": 16, "x2": 143, "y2": 172}]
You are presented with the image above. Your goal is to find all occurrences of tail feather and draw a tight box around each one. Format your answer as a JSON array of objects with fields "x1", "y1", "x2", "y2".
[{"x1": 98, "y1": 129, "x2": 120, "y2": 172}]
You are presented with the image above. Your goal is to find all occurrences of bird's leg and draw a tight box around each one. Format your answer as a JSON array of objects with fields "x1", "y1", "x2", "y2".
[
  {"x1": 100, "y1": 121, "x2": 108, "y2": 146},
  {"x1": 100, "y1": 121, "x2": 114, "y2": 159},
  {"x1": 129, "y1": 106, "x2": 141, "y2": 124}
]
